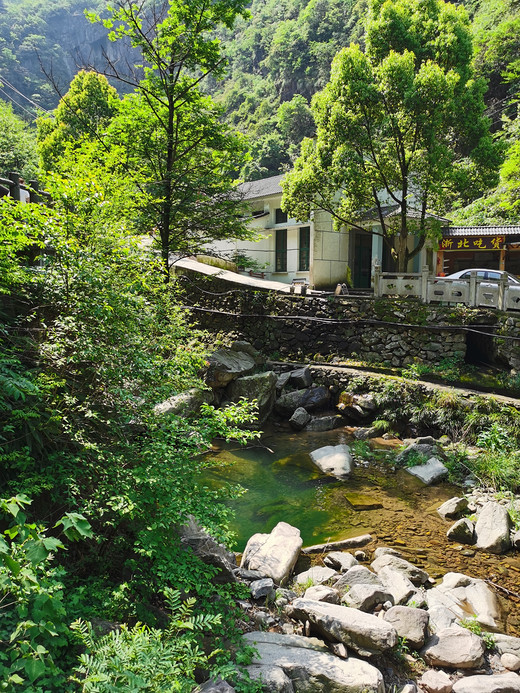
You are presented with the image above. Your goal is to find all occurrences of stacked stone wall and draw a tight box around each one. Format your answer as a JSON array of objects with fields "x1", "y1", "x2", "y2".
[{"x1": 176, "y1": 271, "x2": 520, "y2": 370}]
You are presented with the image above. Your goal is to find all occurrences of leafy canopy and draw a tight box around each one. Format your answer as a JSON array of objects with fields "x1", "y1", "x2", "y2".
[{"x1": 282, "y1": 0, "x2": 500, "y2": 271}]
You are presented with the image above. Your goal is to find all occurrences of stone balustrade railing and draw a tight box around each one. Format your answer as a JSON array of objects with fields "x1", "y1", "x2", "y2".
[
  {"x1": 0, "y1": 172, "x2": 50, "y2": 204},
  {"x1": 373, "y1": 263, "x2": 519, "y2": 311}
]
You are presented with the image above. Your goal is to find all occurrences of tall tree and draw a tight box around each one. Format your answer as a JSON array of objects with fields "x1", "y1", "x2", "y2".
[
  {"x1": 282, "y1": 0, "x2": 501, "y2": 271},
  {"x1": 87, "y1": 0, "x2": 252, "y2": 279},
  {"x1": 37, "y1": 70, "x2": 121, "y2": 172}
]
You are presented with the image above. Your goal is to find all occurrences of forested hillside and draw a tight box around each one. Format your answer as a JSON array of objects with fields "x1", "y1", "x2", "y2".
[{"x1": 1, "y1": 0, "x2": 519, "y2": 180}]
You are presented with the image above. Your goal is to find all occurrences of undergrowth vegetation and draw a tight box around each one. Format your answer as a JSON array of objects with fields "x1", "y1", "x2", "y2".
[{"x1": 0, "y1": 172, "x2": 261, "y2": 690}]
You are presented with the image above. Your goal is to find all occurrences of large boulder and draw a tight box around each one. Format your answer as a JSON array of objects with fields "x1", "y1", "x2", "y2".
[
  {"x1": 383, "y1": 605, "x2": 429, "y2": 649},
  {"x1": 154, "y1": 387, "x2": 213, "y2": 416},
  {"x1": 306, "y1": 415, "x2": 344, "y2": 432},
  {"x1": 342, "y1": 583, "x2": 393, "y2": 612},
  {"x1": 426, "y1": 572, "x2": 502, "y2": 631},
  {"x1": 241, "y1": 522, "x2": 302, "y2": 585},
  {"x1": 371, "y1": 554, "x2": 429, "y2": 586},
  {"x1": 289, "y1": 407, "x2": 311, "y2": 431},
  {"x1": 309, "y1": 444, "x2": 353, "y2": 479},
  {"x1": 452, "y1": 673, "x2": 520, "y2": 693},
  {"x1": 275, "y1": 386, "x2": 330, "y2": 418},
  {"x1": 447, "y1": 518, "x2": 475, "y2": 544},
  {"x1": 206, "y1": 347, "x2": 256, "y2": 388},
  {"x1": 396, "y1": 441, "x2": 440, "y2": 465},
  {"x1": 286, "y1": 598, "x2": 398, "y2": 657},
  {"x1": 178, "y1": 515, "x2": 237, "y2": 584},
  {"x1": 294, "y1": 566, "x2": 338, "y2": 585},
  {"x1": 244, "y1": 631, "x2": 385, "y2": 693},
  {"x1": 289, "y1": 367, "x2": 313, "y2": 389},
  {"x1": 334, "y1": 565, "x2": 384, "y2": 593},
  {"x1": 421, "y1": 626, "x2": 485, "y2": 669},
  {"x1": 377, "y1": 566, "x2": 418, "y2": 605},
  {"x1": 405, "y1": 457, "x2": 449, "y2": 485},
  {"x1": 324, "y1": 551, "x2": 359, "y2": 572},
  {"x1": 226, "y1": 371, "x2": 277, "y2": 425},
  {"x1": 475, "y1": 502, "x2": 512, "y2": 554},
  {"x1": 438, "y1": 496, "x2": 469, "y2": 520}
]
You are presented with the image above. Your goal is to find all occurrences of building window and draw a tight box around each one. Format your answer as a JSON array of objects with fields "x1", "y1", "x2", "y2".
[
  {"x1": 275, "y1": 208, "x2": 288, "y2": 224},
  {"x1": 275, "y1": 229, "x2": 287, "y2": 271},
  {"x1": 299, "y1": 226, "x2": 310, "y2": 271}
]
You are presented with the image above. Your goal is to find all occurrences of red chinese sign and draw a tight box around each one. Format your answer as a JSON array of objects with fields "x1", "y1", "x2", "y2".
[{"x1": 440, "y1": 236, "x2": 505, "y2": 251}]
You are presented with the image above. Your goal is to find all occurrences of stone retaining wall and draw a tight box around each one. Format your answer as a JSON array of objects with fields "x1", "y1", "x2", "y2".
[{"x1": 177, "y1": 271, "x2": 520, "y2": 370}]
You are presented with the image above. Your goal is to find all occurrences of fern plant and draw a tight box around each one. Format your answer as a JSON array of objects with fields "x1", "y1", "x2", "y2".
[{"x1": 71, "y1": 588, "x2": 223, "y2": 692}]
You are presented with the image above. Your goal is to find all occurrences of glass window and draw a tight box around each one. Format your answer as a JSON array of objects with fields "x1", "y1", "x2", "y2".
[
  {"x1": 275, "y1": 229, "x2": 287, "y2": 271},
  {"x1": 299, "y1": 226, "x2": 310, "y2": 271},
  {"x1": 275, "y1": 208, "x2": 288, "y2": 224}
]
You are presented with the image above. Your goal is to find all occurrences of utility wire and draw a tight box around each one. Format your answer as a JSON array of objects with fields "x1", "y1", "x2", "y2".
[
  {"x1": 0, "y1": 87, "x2": 39, "y2": 119},
  {"x1": 0, "y1": 76, "x2": 53, "y2": 114},
  {"x1": 180, "y1": 303, "x2": 520, "y2": 342}
]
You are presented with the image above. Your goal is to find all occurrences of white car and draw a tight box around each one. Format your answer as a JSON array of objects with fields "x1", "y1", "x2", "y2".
[{"x1": 444, "y1": 269, "x2": 520, "y2": 284}]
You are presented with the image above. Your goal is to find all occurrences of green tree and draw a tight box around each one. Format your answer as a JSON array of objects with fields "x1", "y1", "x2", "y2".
[
  {"x1": 0, "y1": 98, "x2": 38, "y2": 178},
  {"x1": 37, "y1": 70, "x2": 121, "y2": 171},
  {"x1": 282, "y1": 0, "x2": 500, "y2": 271},
  {"x1": 88, "y1": 0, "x2": 252, "y2": 279}
]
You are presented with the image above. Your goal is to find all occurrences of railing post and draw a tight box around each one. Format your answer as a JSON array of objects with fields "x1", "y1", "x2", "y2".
[
  {"x1": 373, "y1": 259, "x2": 381, "y2": 297},
  {"x1": 28, "y1": 180, "x2": 41, "y2": 204},
  {"x1": 421, "y1": 265, "x2": 429, "y2": 304},
  {"x1": 9, "y1": 172, "x2": 20, "y2": 201},
  {"x1": 469, "y1": 270, "x2": 477, "y2": 307}
]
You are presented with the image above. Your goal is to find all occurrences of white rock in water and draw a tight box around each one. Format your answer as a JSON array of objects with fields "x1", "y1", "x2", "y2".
[
  {"x1": 406, "y1": 457, "x2": 448, "y2": 485},
  {"x1": 309, "y1": 444, "x2": 353, "y2": 479}
]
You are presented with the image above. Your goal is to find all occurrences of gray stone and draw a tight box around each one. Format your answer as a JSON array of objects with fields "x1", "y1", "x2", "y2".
[
  {"x1": 355, "y1": 394, "x2": 377, "y2": 411},
  {"x1": 371, "y1": 554, "x2": 429, "y2": 586},
  {"x1": 303, "y1": 535, "x2": 373, "y2": 554},
  {"x1": 438, "y1": 497, "x2": 469, "y2": 520},
  {"x1": 378, "y1": 566, "x2": 418, "y2": 605},
  {"x1": 343, "y1": 583, "x2": 394, "y2": 612},
  {"x1": 475, "y1": 502, "x2": 512, "y2": 554},
  {"x1": 199, "y1": 678, "x2": 236, "y2": 692},
  {"x1": 502, "y1": 654, "x2": 520, "y2": 672},
  {"x1": 309, "y1": 444, "x2": 353, "y2": 479},
  {"x1": 275, "y1": 386, "x2": 330, "y2": 417},
  {"x1": 246, "y1": 665, "x2": 293, "y2": 692},
  {"x1": 242, "y1": 522, "x2": 302, "y2": 585},
  {"x1": 227, "y1": 371, "x2": 278, "y2": 425},
  {"x1": 289, "y1": 407, "x2": 310, "y2": 431},
  {"x1": 289, "y1": 367, "x2": 313, "y2": 389},
  {"x1": 495, "y1": 635, "x2": 520, "y2": 658},
  {"x1": 334, "y1": 565, "x2": 384, "y2": 593},
  {"x1": 383, "y1": 605, "x2": 429, "y2": 649},
  {"x1": 304, "y1": 585, "x2": 340, "y2": 604},
  {"x1": 437, "y1": 572, "x2": 501, "y2": 631},
  {"x1": 419, "y1": 669, "x2": 453, "y2": 693},
  {"x1": 276, "y1": 371, "x2": 291, "y2": 391},
  {"x1": 447, "y1": 518, "x2": 475, "y2": 544},
  {"x1": 250, "y1": 578, "x2": 275, "y2": 600},
  {"x1": 286, "y1": 598, "x2": 398, "y2": 657},
  {"x1": 306, "y1": 415, "x2": 344, "y2": 432},
  {"x1": 512, "y1": 531, "x2": 520, "y2": 551},
  {"x1": 396, "y1": 442, "x2": 439, "y2": 465},
  {"x1": 373, "y1": 546, "x2": 402, "y2": 559},
  {"x1": 353, "y1": 426, "x2": 380, "y2": 440},
  {"x1": 244, "y1": 631, "x2": 384, "y2": 692},
  {"x1": 427, "y1": 605, "x2": 459, "y2": 633},
  {"x1": 294, "y1": 566, "x2": 338, "y2": 585},
  {"x1": 451, "y1": 673, "x2": 520, "y2": 693},
  {"x1": 154, "y1": 387, "x2": 213, "y2": 416},
  {"x1": 337, "y1": 403, "x2": 369, "y2": 422},
  {"x1": 421, "y1": 626, "x2": 485, "y2": 669},
  {"x1": 206, "y1": 348, "x2": 256, "y2": 388},
  {"x1": 406, "y1": 457, "x2": 449, "y2": 485},
  {"x1": 324, "y1": 551, "x2": 359, "y2": 572},
  {"x1": 178, "y1": 515, "x2": 236, "y2": 584}
]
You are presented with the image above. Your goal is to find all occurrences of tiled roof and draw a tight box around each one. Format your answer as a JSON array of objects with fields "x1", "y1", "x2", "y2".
[
  {"x1": 443, "y1": 225, "x2": 520, "y2": 237},
  {"x1": 238, "y1": 174, "x2": 285, "y2": 200},
  {"x1": 360, "y1": 204, "x2": 449, "y2": 222}
]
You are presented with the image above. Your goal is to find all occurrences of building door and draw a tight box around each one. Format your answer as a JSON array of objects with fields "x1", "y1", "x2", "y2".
[
  {"x1": 353, "y1": 233, "x2": 372, "y2": 287},
  {"x1": 275, "y1": 228, "x2": 287, "y2": 271}
]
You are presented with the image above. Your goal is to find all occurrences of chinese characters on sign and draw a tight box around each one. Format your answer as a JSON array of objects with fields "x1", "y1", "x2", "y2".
[{"x1": 440, "y1": 236, "x2": 505, "y2": 251}]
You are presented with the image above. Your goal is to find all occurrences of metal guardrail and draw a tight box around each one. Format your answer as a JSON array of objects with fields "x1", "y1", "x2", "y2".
[{"x1": 373, "y1": 263, "x2": 517, "y2": 311}]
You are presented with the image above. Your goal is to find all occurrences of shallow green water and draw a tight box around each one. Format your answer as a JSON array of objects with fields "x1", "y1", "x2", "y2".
[{"x1": 204, "y1": 426, "x2": 457, "y2": 552}]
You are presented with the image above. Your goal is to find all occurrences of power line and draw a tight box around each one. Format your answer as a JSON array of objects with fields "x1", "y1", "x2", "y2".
[
  {"x1": 0, "y1": 76, "x2": 53, "y2": 115},
  {"x1": 0, "y1": 87, "x2": 39, "y2": 119}
]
